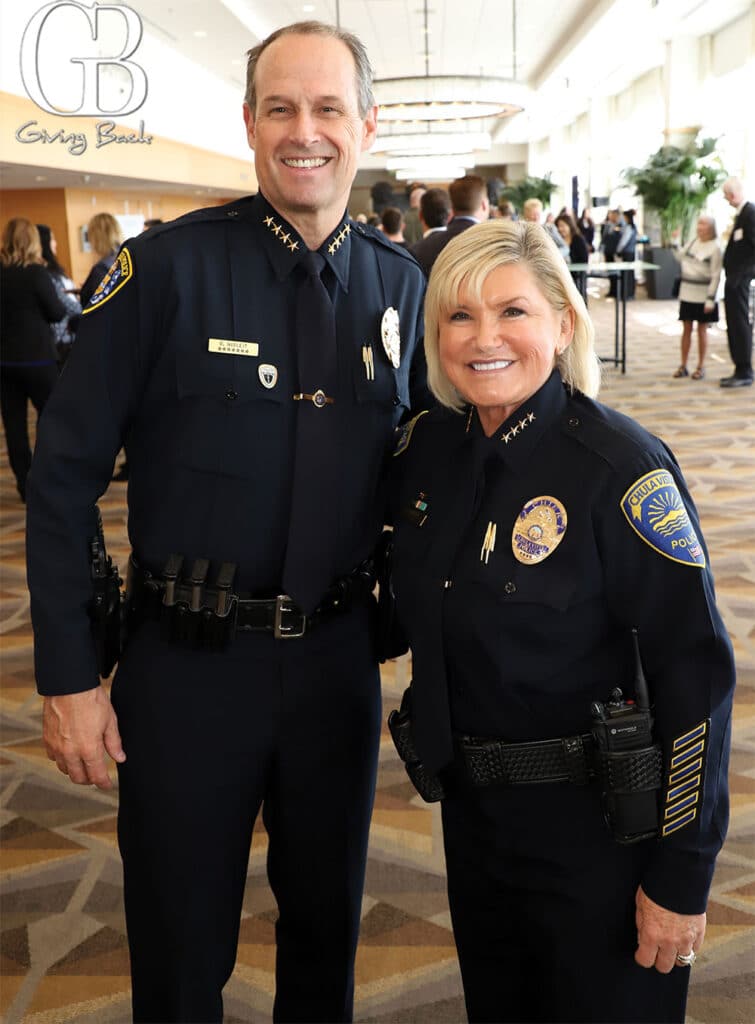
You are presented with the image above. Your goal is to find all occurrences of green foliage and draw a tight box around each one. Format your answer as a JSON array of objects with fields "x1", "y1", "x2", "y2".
[
  {"x1": 498, "y1": 174, "x2": 556, "y2": 212},
  {"x1": 623, "y1": 136, "x2": 727, "y2": 246}
]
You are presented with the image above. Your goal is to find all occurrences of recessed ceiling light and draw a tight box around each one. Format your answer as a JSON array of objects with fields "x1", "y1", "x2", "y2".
[
  {"x1": 302, "y1": 4, "x2": 315, "y2": 11},
  {"x1": 35, "y1": 175, "x2": 47, "y2": 181},
  {"x1": 194, "y1": 30, "x2": 208, "y2": 38}
]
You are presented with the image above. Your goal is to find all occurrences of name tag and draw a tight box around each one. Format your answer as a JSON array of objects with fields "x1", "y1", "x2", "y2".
[
  {"x1": 733, "y1": 228, "x2": 743, "y2": 242},
  {"x1": 208, "y1": 338, "x2": 259, "y2": 357}
]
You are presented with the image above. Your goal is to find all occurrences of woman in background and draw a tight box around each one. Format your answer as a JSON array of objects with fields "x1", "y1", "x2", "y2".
[
  {"x1": 555, "y1": 212, "x2": 590, "y2": 300},
  {"x1": 37, "y1": 224, "x2": 81, "y2": 365},
  {"x1": 615, "y1": 208, "x2": 638, "y2": 299},
  {"x1": 0, "y1": 218, "x2": 64, "y2": 501},
  {"x1": 673, "y1": 215, "x2": 721, "y2": 380},
  {"x1": 80, "y1": 212, "x2": 122, "y2": 308}
]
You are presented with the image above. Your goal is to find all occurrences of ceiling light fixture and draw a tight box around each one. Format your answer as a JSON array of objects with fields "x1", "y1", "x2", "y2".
[
  {"x1": 373, "y1": 130, "x2": 492, "y2": 156},
  {"x1": 374, "y1": 0, "x2": 524, "y2": 125}
]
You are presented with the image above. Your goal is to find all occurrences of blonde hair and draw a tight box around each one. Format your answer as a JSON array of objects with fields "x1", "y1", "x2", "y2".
[
  {"x1": 522, "y1": 197, "x2": 543, "y2": 220},
  {"x1": 424, "y1": 220, "x2": 601, "y2": 412},
  {"x1": 1, "y1": 218, "x2": 43, "y2": 268},
  {"x1": 87, "y1": 213, "x2": 121, "y2": 258}
]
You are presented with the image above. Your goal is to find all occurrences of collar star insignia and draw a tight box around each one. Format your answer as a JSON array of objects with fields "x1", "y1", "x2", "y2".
[
  {"x1": 262, "y1": 213, "x2": 302, "y2": 252},
  {"x1": 325, "y1": 221, "x2": 350, "y2": 256},
  {"x1": 500, "y1": 411, "x2": 536, "y2": 445}
]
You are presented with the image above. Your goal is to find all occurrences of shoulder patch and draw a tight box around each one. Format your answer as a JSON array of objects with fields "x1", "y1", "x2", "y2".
[
  {"x1": 393, "y1": 410, "x2": 428, "y2": 457},
  {"x1": 621, "y1": 469, "x2": 705, "y2": 568},
  {"x1": 82, "y1": 248, "x2": 133, "y2": 314}
]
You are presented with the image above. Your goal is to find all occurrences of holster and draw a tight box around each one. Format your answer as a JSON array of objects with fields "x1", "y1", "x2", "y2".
[
  {"x1": 88, "y1": 507, "x2": 123, "y2": 678},
  {"x1": 374, "y1": 530, "x2": 409, "y2": 662},
  {"x1": 387, "y1": 687, "x2": 445, "y2": 802}
]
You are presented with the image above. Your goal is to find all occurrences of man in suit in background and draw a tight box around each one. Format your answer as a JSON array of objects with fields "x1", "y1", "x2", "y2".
[
  {"x1": 411, "y1": 174, "x2": 489, "y2": 277},
  {"x1": 721, "y1": 177, "x2": 755, "y2": 388}
]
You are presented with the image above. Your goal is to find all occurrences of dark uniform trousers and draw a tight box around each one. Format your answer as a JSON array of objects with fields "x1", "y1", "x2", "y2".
[
  {"x1": 112, "y1": 603, "x2": 381, "y2": 1023},
  {"x1": 441, "y1": 776, "x2": 689, "y2": 1024}
]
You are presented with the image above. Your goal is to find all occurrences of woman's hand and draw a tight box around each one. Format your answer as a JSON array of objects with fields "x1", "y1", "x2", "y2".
[{"x1": 635, "y1": 885, "x2": 706, "y2": 973}]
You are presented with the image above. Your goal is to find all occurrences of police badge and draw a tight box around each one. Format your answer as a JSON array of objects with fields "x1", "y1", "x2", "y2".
[
  {"x1": 258, "y1": 364, "x2": 278, "y2": 389},
  {"x1": 381, "y1": 307, "x2": 401, "y2": 368}
]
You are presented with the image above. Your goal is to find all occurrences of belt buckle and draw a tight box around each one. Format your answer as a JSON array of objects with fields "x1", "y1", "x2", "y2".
[{"x1": 274, "y1": 594, "x2": 306, "y2": 639}]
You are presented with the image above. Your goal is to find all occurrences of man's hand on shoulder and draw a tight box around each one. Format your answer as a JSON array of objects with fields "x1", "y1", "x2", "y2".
[{"x1": 43, "y1": 685, "x2": 126, "y2": 790}]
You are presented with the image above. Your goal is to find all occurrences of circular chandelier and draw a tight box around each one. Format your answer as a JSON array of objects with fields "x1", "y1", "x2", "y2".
[{"x1": 374, "y1": 76, "x2": 524, "y2": 124}]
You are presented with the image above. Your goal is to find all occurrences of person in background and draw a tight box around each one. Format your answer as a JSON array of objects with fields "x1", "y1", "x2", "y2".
[
  {"x1": 521, "y1": 197, "x2": 569, "y2": 260},
  {"x1": 0, "y1": 218, "x2": 65, "y2": 501},
  {"x1": 143, "y1": 218, "x2": 163, "y2": 230},
  {"x1": 402, "y1": 183, "x2": 427, "y2": 246},
  {"x1": 79, "y1": 212, "x2": 122, "y2": 309},
  {"x1": 720, "y1": 176, "x2": 755, "y2": 388},
  {"x1": 411, "y1": 174, "x2": 489, "y2": 277},
  {"x1": 615, "y1": 208, "x2": 638, "y2": 299},
  {"x1": 498, "y1": 200, "x2": 517, "y2": 221},
  {"x1": 380, "y1": 206, "x2": 408, "y2": 247},
  {"x1": 578, "y1": 207, "x2": 596, "y2": 251},
  {"x1": 416, "y1": 187, "x2": 451, "y2": 239},
  {"x1": 389, "y1": 219, "x2": 734, "y2": 1024},
  {"x1": 26, "y1": 20, "x2": 428, "y2": 1023},
  {"x1": 37, "y1": 224, "x2": 81, "y2": 365},
  {"x1": 555, "y1": 211, "x2": 590, "y2": 301},
  {"x1": 673, "y1": 215, "x2": 721, "y2": 380},
  {"x1": 601, "y1": 209, "x2": 622, "y2": 260}
]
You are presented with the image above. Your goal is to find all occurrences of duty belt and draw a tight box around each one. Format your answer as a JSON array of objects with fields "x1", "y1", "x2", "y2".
[
  {"x1": 459, "y1": 733, "x2": 598, "y2": 786},
  {"x1": 125, "y1": 555, "x2": 375, "y2": 647}
]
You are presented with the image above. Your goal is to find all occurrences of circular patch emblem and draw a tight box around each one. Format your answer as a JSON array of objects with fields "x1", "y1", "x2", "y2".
[{"x1": 512, "y1": 496, "x2": 567, "y2": 565}]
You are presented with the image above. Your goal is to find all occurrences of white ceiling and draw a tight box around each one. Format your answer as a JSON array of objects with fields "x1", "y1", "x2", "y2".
[{"x1": 1, "y1": 0, "x2": 751, "y2": 193}]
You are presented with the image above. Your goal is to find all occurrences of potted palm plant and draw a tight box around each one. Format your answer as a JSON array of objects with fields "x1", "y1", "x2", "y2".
[
  {"x1": 623, "y1": 136, "x2": 727, "y2": 298},
  {"x1": 498, "y1": 173, "x2": 556, "y2": 213}
]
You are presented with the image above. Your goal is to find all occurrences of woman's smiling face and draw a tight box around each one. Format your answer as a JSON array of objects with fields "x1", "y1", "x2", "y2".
[{"x1": 438, "y1": 262, "x2": 575, "y2": 436}]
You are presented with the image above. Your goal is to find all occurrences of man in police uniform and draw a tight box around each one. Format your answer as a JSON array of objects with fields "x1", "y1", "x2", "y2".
[{"x1": 26, "y1": 21, "x2": 427, "y2": 1024}]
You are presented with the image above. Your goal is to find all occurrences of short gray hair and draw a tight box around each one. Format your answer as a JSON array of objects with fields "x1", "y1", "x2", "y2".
[
  {"x1": 245, "y1": 21, "x2": 375, "y2": 119},
  {"x1": 424, "y1": 220, "x2": 601, "y2": 412}
]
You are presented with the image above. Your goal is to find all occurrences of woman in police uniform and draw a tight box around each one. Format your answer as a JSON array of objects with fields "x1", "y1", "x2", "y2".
[{"x1": 389, "y1": 220, "x2": 734, "y2": 1023}]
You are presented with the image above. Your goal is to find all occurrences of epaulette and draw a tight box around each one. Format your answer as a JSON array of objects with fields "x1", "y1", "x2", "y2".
[
  {"x1": 393, "y1": 410, "x2": 429, "y2": 457},
  {"x1": 560, "y1": 393, "x2": 659, "y2": 471},
  {"x1": 139, "y1": 196, "x2": 256, "y2": 241},
  {"x1": 351, "y1": 222, "x2": 422, "y2": 266}
]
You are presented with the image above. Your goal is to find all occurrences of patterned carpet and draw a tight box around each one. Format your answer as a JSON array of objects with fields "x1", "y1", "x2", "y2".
[{"x1": 1, "y1": 281, "x2": 754, "y2": 1023}]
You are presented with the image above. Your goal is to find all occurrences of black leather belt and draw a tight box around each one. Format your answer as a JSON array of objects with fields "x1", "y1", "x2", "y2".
[
  {"x1": 125, "y1": 556, "x2": 375, "y2": 643},
  {"x1": 459, "y1": 733, "x2": 597, "y2": 787}
]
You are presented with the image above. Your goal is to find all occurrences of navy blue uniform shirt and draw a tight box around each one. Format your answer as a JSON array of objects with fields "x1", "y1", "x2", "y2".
[
  {"x1": 391, "y1": 370, "x2": 735, "y2": 914},
  {"x1": 26, "y1": 193, "x2": 427, "y2": 697}
]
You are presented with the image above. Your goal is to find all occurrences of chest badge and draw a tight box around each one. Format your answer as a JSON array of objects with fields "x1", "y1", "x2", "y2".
[
  {"x1": 381, "y1": 306, "x2": 401, "y2": 368},
  {"x1": 512, "y1": 496, "x2": 567, "y2": 565},
  {"x1": 258, "y1": 363, "x2": 278, "y2": 389}
]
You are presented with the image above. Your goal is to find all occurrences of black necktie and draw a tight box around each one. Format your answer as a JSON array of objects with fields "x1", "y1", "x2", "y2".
[{"x1": 282, "y1": 251, "x2": 340, "y2": 614}]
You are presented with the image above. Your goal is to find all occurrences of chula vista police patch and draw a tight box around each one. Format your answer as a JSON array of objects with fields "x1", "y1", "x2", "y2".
[{"x1": 621, "y1": 469, "x2": 705, "y2": 567}]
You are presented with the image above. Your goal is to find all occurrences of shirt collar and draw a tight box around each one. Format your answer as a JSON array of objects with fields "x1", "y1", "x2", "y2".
[
  {"x1": 253, "y1": 193, "x2": 352, "y2": 290},
  {"x1": 461, "y1": 369, "x2": 568, "y2": 471}
]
